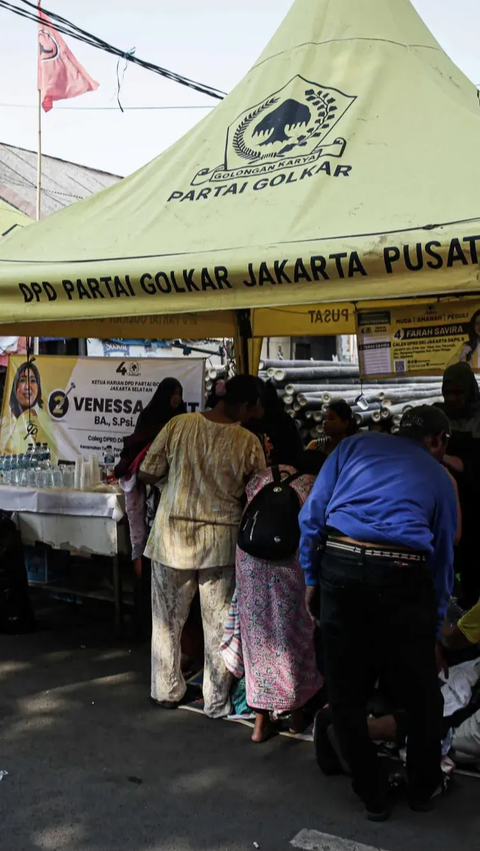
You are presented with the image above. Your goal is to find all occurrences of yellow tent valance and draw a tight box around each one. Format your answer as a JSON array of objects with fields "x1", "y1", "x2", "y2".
[
  {"x1": 251, "y1": 296, "x2": 480, "y2": 337},
  {"x1": 252, "y1": 303, "x2": 356, "y2": 337},
  {"x1": 0, "y1": 311, "x2": 237, "y2": 341}
]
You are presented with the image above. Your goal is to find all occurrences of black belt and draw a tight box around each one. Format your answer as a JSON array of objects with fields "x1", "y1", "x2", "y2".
[{"x1": 326, "y1": 538, "x2": 427, "y2": 563}]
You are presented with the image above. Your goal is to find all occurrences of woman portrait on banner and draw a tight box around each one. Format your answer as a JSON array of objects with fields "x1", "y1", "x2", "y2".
[
  {"x1": 448, "y1": 309, "x2": 480, "y2": 370},
  {"x1": 0, "y1": 361, "x2": 56, "y2": 457},
  {"x1": 0, "y1": 360, "x2": 78, "y2": 462}
]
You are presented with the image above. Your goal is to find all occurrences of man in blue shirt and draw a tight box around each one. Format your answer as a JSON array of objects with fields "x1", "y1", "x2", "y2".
[{"x1": 299, "y1": 405, "x2": 457, "y2": 820}]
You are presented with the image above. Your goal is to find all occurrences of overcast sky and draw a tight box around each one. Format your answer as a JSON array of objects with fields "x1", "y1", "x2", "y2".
[{"x1": 0, "y1": 0, "x2": 478, "y2": 177}]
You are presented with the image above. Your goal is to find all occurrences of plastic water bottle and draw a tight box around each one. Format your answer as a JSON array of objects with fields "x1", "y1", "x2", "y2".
[
  {"x1": 103, "y1": 446, "x2": 116, "y2": 482},
  {"x1": 103, "y1": 446, "x2": 115, "y2": 465},
  {"x1": 3, "y1": 455, "x2": 11, "y2": 485},
  {"x1": 13, "y1": 454, "x2": 25, "y2": 486},
  {"x1": 10, "y1": 455, "x2": 18, "y2": 486},
  {"x1": 34, "y1": 443, "x2": 43, "y2": 470},
  {"x1": 18, "y1": 453, "x2": 28, "y2": 487},
  {"x1": 36, "y1": 445, "x2": 46, "y2": 488},
  {"x1": 22, "y1": 444, "x2": 34, "y2": 486},
  {"x1": 52, "y1": 465, "x2": 64, "y2": 488},
  {"x1": 27, "y1": 452, "x2": 37, "y2": 488},
  {"x1": 43, "y1": 445, "x2": 54, "y2": 488}
]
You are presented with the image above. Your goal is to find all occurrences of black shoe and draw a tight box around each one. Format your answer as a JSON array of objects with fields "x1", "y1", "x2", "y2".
[
  {"x1": 364, "y1": 799, "x2": 395, "y2": 822},
  {"x1": 409, "y1": 776, "x2": 452, "y2": 812},
  {"x1": 313, "y1": 708, "x2": 350, "y2": 776},
  {"x1": 363, "y1": 777, "x2": 403, "y2": 822},
  {"x1": 364, "y1": 802, "x2": 391, "y2": 822}
]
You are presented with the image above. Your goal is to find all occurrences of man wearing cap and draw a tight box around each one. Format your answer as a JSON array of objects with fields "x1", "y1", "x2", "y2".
[{"x1": 299, "y1": 405, "x2": 457, "y2": 820}]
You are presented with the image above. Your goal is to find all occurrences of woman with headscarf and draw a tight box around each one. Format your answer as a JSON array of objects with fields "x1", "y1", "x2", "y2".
[
  {"x1": 247, "y1": 379, "x2": 304, "y2": 468},
  {"x1": 115, "y1": 377, "x2": 185, "y2": 480},
  {"x1": 306, "y1": 400, "x2": 357, "y2": 468},
  {"x1": 438, "y1": 362, "x2": 480, "y2": 606},
  {"x1": 115, "y1": 378, "x2": 186, "y2": 569}
]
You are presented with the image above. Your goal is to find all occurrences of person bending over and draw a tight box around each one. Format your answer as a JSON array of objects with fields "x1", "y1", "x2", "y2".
[{"x1": 299, "y1": 406, "x2": 457, "y2": 821}]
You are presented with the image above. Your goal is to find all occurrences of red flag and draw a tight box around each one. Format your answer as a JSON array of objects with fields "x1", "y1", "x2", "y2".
[{"x1": 38, "y1": 10, "x2": 99, "y2": 112}]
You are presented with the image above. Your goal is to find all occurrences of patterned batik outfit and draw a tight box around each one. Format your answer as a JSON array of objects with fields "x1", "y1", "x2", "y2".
[{"x1": 236, "y1": 466, "x2": 323, "y2": 712}]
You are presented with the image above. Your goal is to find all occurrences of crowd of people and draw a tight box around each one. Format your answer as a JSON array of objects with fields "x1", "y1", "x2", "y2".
[{"x1": 115, "y1": 361, "x2": 480, "y2": 824}]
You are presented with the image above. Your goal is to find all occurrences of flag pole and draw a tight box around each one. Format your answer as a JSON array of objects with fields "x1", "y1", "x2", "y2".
[
  {"x1": 34, "y1": 91, "x2": 40, "y2": 355},
  {"x1": 35, "y1": 2, "x2": 41, "y2": 358},
  {"x1": 36, "y1": 0, "x2": 42, "y2": 222},
  {"x1": 36, "y1": 87, "x2": 42, "y2": 222}
]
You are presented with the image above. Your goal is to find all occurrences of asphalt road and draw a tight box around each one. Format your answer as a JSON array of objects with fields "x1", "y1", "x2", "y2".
[{"x1": 0, "y1": 599, "x2": 478, "y2": 851}]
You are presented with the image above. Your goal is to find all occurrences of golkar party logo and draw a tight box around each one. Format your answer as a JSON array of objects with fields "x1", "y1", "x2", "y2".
[{"x1": 168, "y1": 76, "x2": 356, "y2": 203}]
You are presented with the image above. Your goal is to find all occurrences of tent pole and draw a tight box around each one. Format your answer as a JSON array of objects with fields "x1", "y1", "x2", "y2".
[
  {"x1": 234, "y1": 310, "x2": 253, "y2": 374},
  {"x1": 248, "y1": 337, "x2": 263, "y2": 378},
  {"x1": 36, "y1": 89, "x2": 42, "y2": 222}
]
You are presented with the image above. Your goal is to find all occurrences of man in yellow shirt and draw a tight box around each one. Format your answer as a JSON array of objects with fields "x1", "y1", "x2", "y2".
[{"x1": 442, "y1": 600, "x2": 480, "y2": 649}]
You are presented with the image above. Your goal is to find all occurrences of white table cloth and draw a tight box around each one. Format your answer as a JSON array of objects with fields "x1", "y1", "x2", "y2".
[
  {"x1": 0, "y1": 485, "x2": 129, "y2": 626},
  {"x1": 0, "y1": 486, "x2": 125, "y2": 522}
]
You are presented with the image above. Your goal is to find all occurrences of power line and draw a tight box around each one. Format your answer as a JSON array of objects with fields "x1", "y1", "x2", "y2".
[
  {"x1": 0, "y1": 102, "x2": 214, "y2": 111},
  {"x1": 0, "y1": 0, "x2": 226, "y2": 101},
  {"x1": 0, "y1": 169, "x2": 85, "y2": 201}
]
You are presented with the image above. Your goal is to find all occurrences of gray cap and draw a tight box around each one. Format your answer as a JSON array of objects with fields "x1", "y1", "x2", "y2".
[{"x1": 399, "y1": 405, "x2": 450, "y2": 441}]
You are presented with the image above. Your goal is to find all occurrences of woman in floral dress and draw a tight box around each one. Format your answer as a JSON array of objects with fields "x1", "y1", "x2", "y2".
[{"x1": 236, "y1": 464, "x2": 323, "y2": 742}]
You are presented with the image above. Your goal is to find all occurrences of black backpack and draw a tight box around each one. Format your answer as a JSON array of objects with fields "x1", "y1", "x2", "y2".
[{"x1": 238, "y1": 466, "x2": 302, "y2": 561}]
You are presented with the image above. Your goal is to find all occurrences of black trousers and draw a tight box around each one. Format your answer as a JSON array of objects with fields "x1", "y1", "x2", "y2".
[{"x1": 320, "y1": 545, "x2": 443, "y2": 805}]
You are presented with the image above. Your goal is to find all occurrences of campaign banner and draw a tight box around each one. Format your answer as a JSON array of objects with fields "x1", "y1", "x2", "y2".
[
  {"x1": 357, "y1": 300, "x2": 480, "y2": 379},
  {"x1": 0, "y1": 355, "x2": 204, "y2": 462}
]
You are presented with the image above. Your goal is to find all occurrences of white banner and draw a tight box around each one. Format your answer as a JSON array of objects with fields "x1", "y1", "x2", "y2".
[{"x1": 0, "y1": 355, "x2": 205, "y2": 462}]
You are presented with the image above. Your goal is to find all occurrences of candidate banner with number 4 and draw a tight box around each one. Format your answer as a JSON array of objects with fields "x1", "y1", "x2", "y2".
[
  {"x1": 357, "y1": 300, "x2": 480, "y2": 379},
  {"x1": 0, "y1": 355, "x2": 204, "y2": 462}
]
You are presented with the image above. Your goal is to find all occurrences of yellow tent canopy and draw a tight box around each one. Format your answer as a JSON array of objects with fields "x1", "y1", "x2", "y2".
[
  {"x1": 0, "y1": 199, "x2": 30, "y2": 239},
  {"x1": 0, "y1": 0, "x2": 479, "y2": 332}
]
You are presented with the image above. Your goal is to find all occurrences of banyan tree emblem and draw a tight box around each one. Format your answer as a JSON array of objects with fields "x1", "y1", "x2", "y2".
[{"x1": 225, "y1": 75, "x2": 356, "y2": 170}]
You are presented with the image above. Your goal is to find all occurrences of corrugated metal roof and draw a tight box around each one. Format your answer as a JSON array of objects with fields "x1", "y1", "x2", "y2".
[{"x1": 0, "y1": 143, "x2": 121, "y2": 220}]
